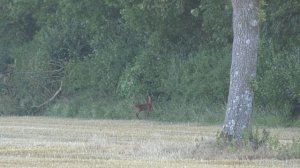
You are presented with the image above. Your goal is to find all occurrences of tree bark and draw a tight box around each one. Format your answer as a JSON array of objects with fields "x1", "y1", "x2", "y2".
[{"x1": 221, "y1": 0, "x2": 259, "y2": 144}]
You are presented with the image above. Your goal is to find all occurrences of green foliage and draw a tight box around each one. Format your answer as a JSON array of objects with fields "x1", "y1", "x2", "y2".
[
  {"x1": 45, "y1": 93, "x2": 135, "y2": 119},
  {"x1": 258, "y1": 0, "x2": 267, "y2": 23},
  {"x1": 244, "y1": 127, "x2": 280, "y2": 150},
  {"x1": 90, "y1": 34, "x2": 137, "y2": 95},
  {"x1": 179, "y1": 47, "x2": 231, "y2": 102},
  {"x1": 0, "y1": 0, "x2": 299, "y2": 125},
  {"x1": 257, "y1": 40, "x2": 300, "y2": 119},
  {"x1": 151, "y1": 98, "x2": 225, "y2": 123},
  {"x1": 252, "y1": 106, "x2": 290, "y2": 126},
  {"x1": 64, "y1": 60, "x2": 95, "y2": 94},
  {"x1": 39, "y1": 18, "x2": 92, "y2": 62},
  {"x1": 198, "y1": 0, "x2": 232, "y2": 46},
  {"x1": 12, "y1": 41, "x2": 54, "y2": 114},
  {"x1": 217, "y1": 126, "x2": 280, "y2": 151},
  {"x1": 0, "y1": 95, "x2": 17, "y2": 115},
  {"x1": 117, "y1": 46, "x2": 168, "y2": 97},
  {"x1": 0, "y1": 0, "x2": 40, "y2": 45},
  {"x1": 278, "y1": 140, "x2": 300, "y2": 159},
  {"x1": 263, "y1": 0, "x2": 300, "y2": 47}
]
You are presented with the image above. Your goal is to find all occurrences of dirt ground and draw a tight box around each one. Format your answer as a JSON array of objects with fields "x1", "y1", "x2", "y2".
[{"x1": 0, "y1": 117, "x2": 299, "y2": 168}]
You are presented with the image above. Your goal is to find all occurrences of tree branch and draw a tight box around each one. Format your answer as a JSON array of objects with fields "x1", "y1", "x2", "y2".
[{"x1": 31, "y1": 80, "x2": 63, "y2": 108}]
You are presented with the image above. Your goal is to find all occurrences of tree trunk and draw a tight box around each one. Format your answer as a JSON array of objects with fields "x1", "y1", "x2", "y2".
[{"x1": 221, "y1": 0, "x2": 259, "y2": 144}]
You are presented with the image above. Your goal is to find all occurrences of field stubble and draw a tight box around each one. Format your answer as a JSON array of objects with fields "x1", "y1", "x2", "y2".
[{"x1": 0, "y1": 117, "x2": 299, "y2": 168}]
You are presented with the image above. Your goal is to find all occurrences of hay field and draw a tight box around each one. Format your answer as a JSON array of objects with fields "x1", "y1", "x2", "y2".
[{"x1": 0, "y1": 117, "x2": 299, "y2": 168}]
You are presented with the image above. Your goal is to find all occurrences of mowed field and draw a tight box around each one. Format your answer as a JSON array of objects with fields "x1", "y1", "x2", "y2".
[{"x1": 0, "y1": 117, "x2": 299, "y2": 168}]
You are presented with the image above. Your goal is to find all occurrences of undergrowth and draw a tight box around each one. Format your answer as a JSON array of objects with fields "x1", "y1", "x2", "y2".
[
  {"x1": 43, "y1": 94, "x2": 300, "y2": 128},
  {"x1": 45, "y1": 95, "x2": 226, "y2": 124},
  {"x1": 216, "y1": 126, "x2": 300, "y2": 160},
  {"x1": 43, "y1": 93, "x2": 300, "y2": 127},
  {"x1": 278, "y1": 139, "x2": 300, "y2": 159}
]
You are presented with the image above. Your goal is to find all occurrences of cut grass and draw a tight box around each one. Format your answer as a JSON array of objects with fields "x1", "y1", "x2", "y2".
[{"x1": 0, "y1": 117, "x2": 299, "y2": 168}]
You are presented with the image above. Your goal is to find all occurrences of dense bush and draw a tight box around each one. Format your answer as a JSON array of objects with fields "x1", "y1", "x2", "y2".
[
  {"x1": 257, "y1": 41, "x2": 300, "y2": 118},
  {"x1": 0, "y1": 0, "x2": 299, "y2": 124}
]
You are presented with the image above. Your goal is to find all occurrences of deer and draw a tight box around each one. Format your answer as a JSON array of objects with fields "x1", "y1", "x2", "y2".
[{"x1": 134, "y1": 95, "x2": 152, "y2": 119}]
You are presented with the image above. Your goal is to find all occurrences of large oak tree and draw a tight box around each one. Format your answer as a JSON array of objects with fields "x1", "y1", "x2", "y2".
[{"x1": 221, "y1": 0, "x2": 259, "y2": 144}]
